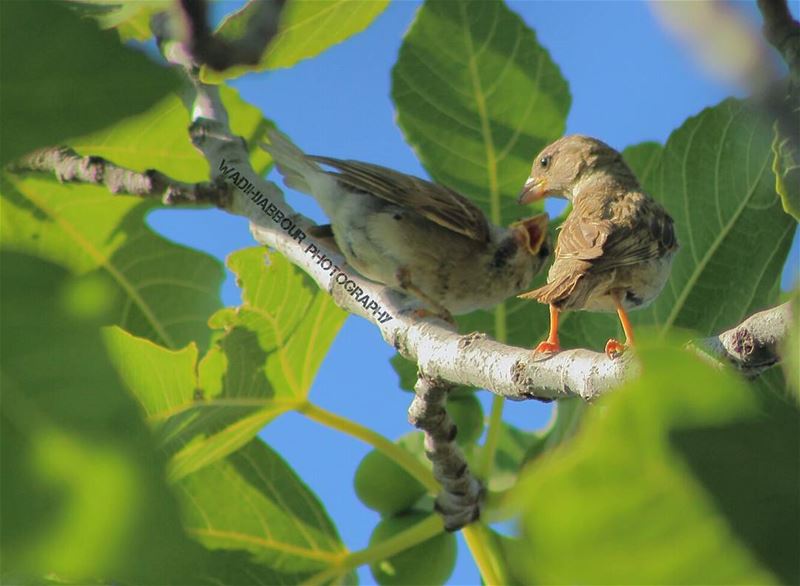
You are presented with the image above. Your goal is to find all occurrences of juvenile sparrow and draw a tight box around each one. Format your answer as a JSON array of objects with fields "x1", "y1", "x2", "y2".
[
  {"x1": 518, "y1": 135, "x2": 678, "y2": 357},
  {"x1": 263, "y1": 130, "x2": 551, "y2": 319}
]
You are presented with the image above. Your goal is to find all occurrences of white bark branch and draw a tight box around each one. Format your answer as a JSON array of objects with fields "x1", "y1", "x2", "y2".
[
  {"x1": 694, "y1": 301, "x2": 794, "y2": 377},
  {"x1": 12, "y1": 78, "x2": 790, "y2": 402},
  {"x1": 183, "y1": 81, "x2": 792, "y2": 402}
]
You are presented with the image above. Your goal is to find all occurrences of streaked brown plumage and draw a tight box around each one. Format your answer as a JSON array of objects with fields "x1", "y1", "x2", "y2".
[
  {"x1": 263, "y1": 130, "x2": 551, "y2": 320},
  {"x1": 518, "y1": 135, "x2": 678, "y2": 356}
]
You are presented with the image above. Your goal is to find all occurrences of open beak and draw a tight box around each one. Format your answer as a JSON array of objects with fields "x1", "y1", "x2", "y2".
[
  {"x1": 511, "y1": 212, "x2": 550, "y2": 255},
  {"x1": 518, "y1": 177, "x2": 548, "y2": 205}
]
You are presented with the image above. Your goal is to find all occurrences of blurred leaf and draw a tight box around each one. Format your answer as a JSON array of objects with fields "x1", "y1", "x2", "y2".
[
  {"x1": 670, "y1": 380, "x2": 799, "y2": 584},
  {"x1": 0, "y1": 0, "x2": 179, "y2": 167},
  {"x1": 78, "y1": 0, "x2": 170, "y2": 41},
  {"x1": 559, "y1": 99, "x2": 797, "y2": 351},
  {"x1": 202, "y1": 0, "x2": 389, "y2": 82},
  {"x1": 176, "y1": 438, "x2": 348, "y2": 581},
  {"x1": 510, "y1": 339, "x2": 793, "y2": 584},
  {"x1": 0, "y1": 174, "x2": 223, "y2": 350},
  {"x1": 771, "y1": 124, "x2": 800, "y2": 220},
  {"x1": 0, "y1": 251, "x2": 200, "y2": 584},
  {"x1": 71, "y1": 85, "x2": 274, "y2": 182},
  {"x1": 392, "y1": 0, "x2": 569, "y2": 346},
  {"x1": 143, "y1": 247, "x2": 345, "y2": 481}
]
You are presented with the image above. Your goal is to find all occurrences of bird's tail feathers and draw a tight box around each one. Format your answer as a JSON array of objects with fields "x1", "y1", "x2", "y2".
[
  {"x1": 518, "y1": 271, "x2": 582, "y2": 306},
  {"x1": 261, "y1": 129, "x2": 322, "y2": 194}
]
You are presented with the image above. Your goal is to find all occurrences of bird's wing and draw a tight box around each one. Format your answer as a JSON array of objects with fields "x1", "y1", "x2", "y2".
[
  {"x1": 555, "y1": 198, "x2": 677, "y2": 273},
  {"x1": 591, "y1": 203, "x2": 678, "y2": 272},
  {"x1": 310, "y1": 156, "x2": 490, "y2": 242},
  {"x1": 528, "y1": 197, "x2": 677, "y2": 306}
]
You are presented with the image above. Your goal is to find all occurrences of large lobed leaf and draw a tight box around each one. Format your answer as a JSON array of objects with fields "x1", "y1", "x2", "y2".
[
  {"x1": 0, "y1": 252, "x2": 201, "y2": 584},
  {"x1": 393, "y1": 0, "x2": 569, "y2": 222},
  {"x1": 0, "y1": 0, "x2": 179, "y2": 167},
  {"x1": 202, "y1": 0, "x2": 390, "y2": 82},
  {"x1": 104, "y1": 248, "x2": 346, "y2": 482},
  {"x1": 510, "y1": 339, "x2": 799, "y2": 584},
  {"x1": 1, "y1": 85, "x2": 274, "y2": 351},
  {"x1": 70, "y1": 0, "x2": 171, "y2": 41},
  {"x1": 177, "y1": 438, "x2": 350, "y2": 583},
  {"x1": 70, "y1": 86, "x2": 275, "y2": 182},
  {"x1": 637, "y1": 99, "x2": 796, "y2": 335},
  {"x1": 0, "y1": 173, "x2": 223, "y2": 350},
  {"x1": 1, "y1": 175, "x2": 224, "y2": 350}
]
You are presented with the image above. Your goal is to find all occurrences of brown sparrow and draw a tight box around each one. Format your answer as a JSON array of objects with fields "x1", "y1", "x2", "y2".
[
  {"x1": 263, "y1": 130, "x2": 551, "y2": 320},
  {"x1": 518, "y1": 135, "x2": 678, "y2": 357}
]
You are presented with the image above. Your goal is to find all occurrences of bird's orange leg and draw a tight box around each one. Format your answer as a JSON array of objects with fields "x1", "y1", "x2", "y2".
[
  {"x1": 535, "y1": 304, "x2": 561, "y2": 354},
  {"x1": 605, "y1": 292, "x2": 635, "y2": 358}
]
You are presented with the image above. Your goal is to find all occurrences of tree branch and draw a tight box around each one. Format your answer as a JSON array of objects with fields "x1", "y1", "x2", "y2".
[
  {"x1": 15, "y1": 20, "x2": 787, "y2": 404},
  {"x1": 694, "y1": 301, "x2": 794, "y2": 376},
  {"x1": 757, "y1": 0, "x2": 800, "y2": 79},
  {"x1": 13, "y1": 90, "x2": 791, "y2": 403},
  {"x1": 9, "y1": 146, "x2": 231, "y2": 206},
  {"x1": 176, "y1": 0, "x2": 285, "y2": 71},
  {"x1": 408, "y1": 376, "x2": 483, "y2": 531}
]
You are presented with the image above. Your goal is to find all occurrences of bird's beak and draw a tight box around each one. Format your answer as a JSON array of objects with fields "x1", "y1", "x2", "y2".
[
  {"x1": 511, "y1": 212, "x2": 550, "y2": 255},
  {"x1": 518, "y1": 177, "x2": 548, "y2": 205}
]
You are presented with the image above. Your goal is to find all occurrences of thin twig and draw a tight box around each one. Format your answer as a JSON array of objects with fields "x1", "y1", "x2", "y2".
[{"x1": 9, "y1": 146, "x2": 231, "y2": 206}]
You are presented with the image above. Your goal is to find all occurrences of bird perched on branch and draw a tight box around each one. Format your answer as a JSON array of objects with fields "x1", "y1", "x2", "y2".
[
  {"x1": 263, "y1": 130, "x2": 551, "y2": 320},
  {"x1": 518, "y1": 135, "x2": 678, "y2": 357}
]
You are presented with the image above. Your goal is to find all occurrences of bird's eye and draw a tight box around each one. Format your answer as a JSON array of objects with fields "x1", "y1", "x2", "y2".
[{"x1": 539, "y1": 156, "x2": 551, "y2": 169}]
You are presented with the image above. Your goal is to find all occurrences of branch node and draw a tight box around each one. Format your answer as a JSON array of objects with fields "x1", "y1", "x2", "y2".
[{"x1": 458, "y1": 331, "x2": 486, "y2": 349}]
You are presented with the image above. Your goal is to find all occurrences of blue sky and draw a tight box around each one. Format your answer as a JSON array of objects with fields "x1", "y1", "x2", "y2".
[{"x1": 148, "y1": 2, "x2": 799, "y2": 583}]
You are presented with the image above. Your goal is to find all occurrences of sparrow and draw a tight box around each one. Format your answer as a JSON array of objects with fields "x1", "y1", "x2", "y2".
[
  {"x1": 518, "y1": 135, "x2": 678, "y2": 357},
  {"x1": 262, "y1": 130, "x2": 551, "y2": 320}
]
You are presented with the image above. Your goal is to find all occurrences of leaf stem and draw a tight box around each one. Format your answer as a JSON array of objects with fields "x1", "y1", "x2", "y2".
[
  {"x1": 297, "y1": 401, "x2": 438, "y2": 492},
  {"x1": 463, "y1": 524, "x2": 507, "y2": 586},
  {"x1": 302, "y1": 513, "x2": 444, "y2": 586}
]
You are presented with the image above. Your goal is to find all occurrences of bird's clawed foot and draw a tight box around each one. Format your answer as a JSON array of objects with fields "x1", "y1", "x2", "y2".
[
  {"x1": 604, "y1": 338, "x2": 626, "y2": 359},
  {"x1": 533, "y1": 340, "x2": 561, "y2": 355}
]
